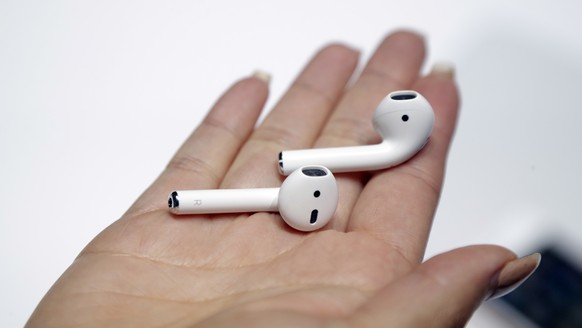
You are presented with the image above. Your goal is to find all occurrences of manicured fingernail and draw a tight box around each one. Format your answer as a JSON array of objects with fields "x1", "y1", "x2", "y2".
[
  {"x1": 430, "y1": 62, "x2": 455, "y2": 80},
  {"x1": 251, "y1": 70, "x2": 271, "y2": 84},
  {"x1": 487, "y1": 253, "x2": 541, "y2": 300}
]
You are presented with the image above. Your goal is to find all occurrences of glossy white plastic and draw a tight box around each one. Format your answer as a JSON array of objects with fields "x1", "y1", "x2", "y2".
[
  {"x1": 278, "y1": 90, "x2": 434, "y2": 175},
  {"x1": 168, "y1": 165, "x2": 338, "y2": 231}
]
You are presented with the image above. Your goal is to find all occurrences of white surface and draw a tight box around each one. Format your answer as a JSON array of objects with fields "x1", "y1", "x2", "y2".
[{"x1": 1, "y1": 1, "x2": 581, "y2": 326}]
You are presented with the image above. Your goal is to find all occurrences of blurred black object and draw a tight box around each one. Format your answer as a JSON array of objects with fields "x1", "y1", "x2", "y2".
[{"x1": 496, "y1": 246, "x2": 582, "y2": 328}]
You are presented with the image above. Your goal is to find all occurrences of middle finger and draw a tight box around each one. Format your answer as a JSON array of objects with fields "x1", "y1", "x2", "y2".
[{"x1": 313, "y1": 30, "x2": 426, "y2": 231}]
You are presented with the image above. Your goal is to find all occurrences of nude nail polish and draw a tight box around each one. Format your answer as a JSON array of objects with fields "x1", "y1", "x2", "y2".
[
  {"x1": 487, "y1": 253, "x2": 542, "y2": 300},
  {"x1": 251, "y1": 70, "x2": 272, "y2": 84},
  {"x1": 430, "y1": 62, "x2": 455, "y2": 80}
]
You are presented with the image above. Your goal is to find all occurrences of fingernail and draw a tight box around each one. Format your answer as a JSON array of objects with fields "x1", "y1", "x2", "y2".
[
  {"x1": 430, "y1": 62, "x2": 455, "y2": 80},
  {"x1": 487, "y1": 253, "x2": 541, "y2": 300},
  {"x1": 251, "y1": 70, "x2": 272, "y2": 84}
]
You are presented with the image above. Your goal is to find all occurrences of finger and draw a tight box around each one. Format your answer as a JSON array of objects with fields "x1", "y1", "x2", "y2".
[
  {"x1": 126, "y1": 75, "x2": 269, "y2": 216},
  {"x1": 347, "y1": 65, "x2": 460, "y2": 262},
  {"x1": 348, "y1": 245, "x2": 540, "y2": 328},
  {"x1": 314, "y1": 31, "x2": 426, "y2": 230},
  {"x1": 221, "y1": 44, "x2": 359, "y2": 189}
]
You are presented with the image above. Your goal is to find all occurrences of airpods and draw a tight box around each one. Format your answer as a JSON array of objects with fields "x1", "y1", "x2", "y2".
[
  {"x1": 278, "y1": 90, "x2": 434, "y2": 175},
  {"x1": 168, "y1": 166, "x2": 338, "y2": 231}
]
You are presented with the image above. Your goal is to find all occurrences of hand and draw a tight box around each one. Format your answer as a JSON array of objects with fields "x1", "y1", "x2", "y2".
[{"x1": 27, "y1": 31, "x2": 539, "y2": 327}]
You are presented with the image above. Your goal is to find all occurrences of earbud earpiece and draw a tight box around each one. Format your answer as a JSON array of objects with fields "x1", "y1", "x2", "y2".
[
  {"x1": 168, "y1": 165, "x2": 338, "y2": 231},
  {"x1": 278, "y1": 90, "x2": 434, "y2": 175}
]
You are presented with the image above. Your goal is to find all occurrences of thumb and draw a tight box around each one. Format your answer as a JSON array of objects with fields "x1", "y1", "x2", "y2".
[{"x1": 348, "y1": 245, "x2": 541, "y2": 327}]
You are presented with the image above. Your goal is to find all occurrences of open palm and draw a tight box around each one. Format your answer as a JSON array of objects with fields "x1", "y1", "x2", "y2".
[{"x1": 27, "y1": 31, "x2": 524, "y2": 328}]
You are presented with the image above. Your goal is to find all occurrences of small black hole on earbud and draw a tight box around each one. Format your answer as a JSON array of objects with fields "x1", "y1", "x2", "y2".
[
  {"x1": 310, "y1": 209, "x2": 318, "y2": 224},
  {"x1": 314, "y1": 190, "x2": 321, "y2": 198},
  {"x1": 169, "y1": 191, "x2": 179, "y2": 208},
  {"x1": 402, "y1": 114, "x2": 409, "y2": 122}
]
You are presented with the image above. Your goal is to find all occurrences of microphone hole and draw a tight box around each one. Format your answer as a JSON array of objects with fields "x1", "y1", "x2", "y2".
[
  {"x1": 313, "y1": 190, "x2": 321, "y2": 198},
  {"x1": 402, "y1": 114, "x2": 409, "y2": 122},
  {"x1": 169, "y1": 191, "x2": 179, "y2": 208}
]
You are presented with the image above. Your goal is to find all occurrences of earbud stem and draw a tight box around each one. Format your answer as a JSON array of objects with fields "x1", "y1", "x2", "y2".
[
  {"x1": 278, "y1": 90, "x2": 434, "y2": 175},
  {"x1": 279, "y1": 141, "x2": 412, "y2": 175},
  {"x1": 169, "y1": 188, "x2": 279, "y2": 215}
]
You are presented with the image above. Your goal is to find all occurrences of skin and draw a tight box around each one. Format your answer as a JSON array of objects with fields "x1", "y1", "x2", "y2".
[{"x1": 27, "y1": 31, "x2": 518, "y2": 327}]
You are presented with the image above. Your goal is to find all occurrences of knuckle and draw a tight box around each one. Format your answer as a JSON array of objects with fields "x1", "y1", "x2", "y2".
[
  {"x1": 319, "y1": 116, "x2": 375, "y2": 147},
  {"x1": 251, "y1": 124, "x2": 301, "y2": 150},
  {"x1": 166, "y1": 154, "x2": 221, "y2": 185}
]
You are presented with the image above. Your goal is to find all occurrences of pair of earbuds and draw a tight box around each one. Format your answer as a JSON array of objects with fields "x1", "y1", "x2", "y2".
[{"x1": 168, "y1": 90, "x2": 434, "y2": 231}]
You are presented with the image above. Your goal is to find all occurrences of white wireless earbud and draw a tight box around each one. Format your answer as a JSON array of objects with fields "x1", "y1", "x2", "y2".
[
  {"x1": 168, "y1": 165, "x2": 338, "y2": 231},
  {"x1": 278, "y1": 90, "x2": 435, "y2": 175}
]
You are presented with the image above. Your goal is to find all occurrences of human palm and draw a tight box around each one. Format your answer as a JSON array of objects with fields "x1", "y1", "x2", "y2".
[{"x1": 27, "y1": 31, "x2": 527, "y2": 327}]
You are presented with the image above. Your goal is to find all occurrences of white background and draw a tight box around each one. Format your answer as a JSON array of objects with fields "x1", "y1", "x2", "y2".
[{"x1": 1, "y1": 0, "x2": 581, "y2": 326}]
